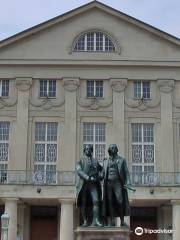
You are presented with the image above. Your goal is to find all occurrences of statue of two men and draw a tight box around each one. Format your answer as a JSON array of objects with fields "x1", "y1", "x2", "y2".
[{"x1": 76, "y1": 144, "x2": 133, "y2": 227}]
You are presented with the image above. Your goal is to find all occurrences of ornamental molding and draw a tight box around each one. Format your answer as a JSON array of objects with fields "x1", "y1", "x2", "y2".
[
  {"x1": 0, "y1": 97, "x2": 18, "y2": 109},
  {"x1": 77, "y1": 96, "x2": 113, "y2": 110},
  {"x1": 125, "y1": 84, "x2": 160, "y2": 111},
  {"x1": 30, "y1": 97, "x2": 65, "y2": 110},
  {"x1": 110, "y1": 78, "x2": 127, "y2": 92},
  {"x1": 69, "y1": 27, "x2": 121, "y2": 54},
  {"x1": 0, "y1": 80, "x2": 18, "y2": 109},
  {"x1": 63, "y1": 78, "x2": 79, "y2": 91},
  {"x1": 157, "y1": 79, "x2": 174, "y2": 93},
  {"x1": 15, "y1": 78, "x2": 32, "y2": 91}
]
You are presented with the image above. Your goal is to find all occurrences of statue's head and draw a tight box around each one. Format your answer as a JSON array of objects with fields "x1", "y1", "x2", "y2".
[
  {"x1": 108, "y1": 144, "x2": 118, "y2": 157},
  {"x1": 83, "y1": 144, "x2": 93, "y2": 157}
]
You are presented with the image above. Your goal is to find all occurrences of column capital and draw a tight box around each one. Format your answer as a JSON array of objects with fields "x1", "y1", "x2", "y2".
[
  {"x1": 171, "y1": 200, "x2": 180, "y2": 205},
  {"x1": 2, "y1": 198, "x2": 19, "y2": 204},
  {"x1": 58, "y1": 198, "x2": 75, "y2": 205},
  {"x1": 110, "y1": 78, "x2": 127, "y2": 92},
  {"x1": 157, "y1": 79, "x2": 174, "y2": 93},
  {"x1": 63, "y1": 78, "x2": 79, "y2": 91},
  {"x1": 15, "y1": 77, "x2": 32, "y2": 91}
]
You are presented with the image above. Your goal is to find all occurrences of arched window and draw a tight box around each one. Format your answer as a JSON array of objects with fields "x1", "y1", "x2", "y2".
[{"x1": 73, "y1": 31, "x2": 116, "y2": 52}]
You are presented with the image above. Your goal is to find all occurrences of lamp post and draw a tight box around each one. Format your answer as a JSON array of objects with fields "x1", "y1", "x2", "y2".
[{"x1": 1, "y1": 212, "x2": 10, "y2": 240}]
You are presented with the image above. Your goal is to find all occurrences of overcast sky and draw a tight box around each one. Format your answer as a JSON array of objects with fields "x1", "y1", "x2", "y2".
[{"x1": 0, "y1": 0, "x2": 180, "y2": 41}]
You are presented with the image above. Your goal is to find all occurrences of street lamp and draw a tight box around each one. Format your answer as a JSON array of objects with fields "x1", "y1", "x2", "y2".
[{"x1": 1, "y1": 212, "x2": 10, "y2": 240}]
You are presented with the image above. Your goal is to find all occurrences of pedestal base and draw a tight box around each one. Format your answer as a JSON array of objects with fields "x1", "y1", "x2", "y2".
[{"x1": 75, "y1": 226, "x2": 131, "y2": 240}]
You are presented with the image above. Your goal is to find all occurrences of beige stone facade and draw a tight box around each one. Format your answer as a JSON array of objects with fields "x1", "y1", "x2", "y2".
[{"x1": 0, "y1": 1, "x2": 180, "y2": 240}]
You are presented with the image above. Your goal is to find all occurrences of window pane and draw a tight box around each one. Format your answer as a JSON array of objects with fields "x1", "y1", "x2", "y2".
[
  {"x1": 96, "y1": 32, "x2": 103, "y2": 51},
  {"x1": 95, "y1": 144, "x2": 105, "y2": 162},
  {"x1": 132, "y1": 165, "x2": 143, "y2": 184},
  {"x1": 74, "y1": 35, "x2": 85, "y2": 51},
  {"x1": 95, "y1": 123, "x2": 105, "y2": 142},
  {"x1": 40, "y1": 80, "x2": 47, "y2": 97},
  {"x1": 87, "y1": 33, "x2": 94, "y2": 51},
  {"x1": 46, "y1": 165, "x2": 56, "y2": 183},
  {"x1": 48, "y1": 80, "x2": 56, "y2": 97},
  {"x1": 87, "y1": 81, "x2": 94, "y2": 97},
  {"x1": 0, "y1": 122, "x2": 10, "y2": 141},
  {"x1": 2, "y1": 80, "x2": 9, "y2": 97},
  {"x1": 143, "y1": 124, "x2": 154, "y2": 142},
  {"x1": 83, "y1": 123, "x2": 94, "y2": 142},
  {"x1": 47, "y1": 144, "x2": 57, "y2": 162},
  {"x1": 34, "y1": 164, "x2": 45, "y2": 172},
  {"x1": 35, "y1": 144, "x2": 45, "y2": 162},
  {"x1": 143, "y1": 82, "x2": 150, "y2": 99},
  {"x1": 144, "y1": 145, "x2": 154, "y2": 163},
  {"x1": 0, "y1": 143, "x2": 9, "y2": 161},
  {"x1": 47, "y1": 123, "x2": 58, "y2": 141},
  {"x1": 134, "y1": 81, "x2": 141, "y2": 98},
  {"x1": 132, "y1": 145, "x2": 142, "y2": 163},
  {"x1": 132, "y1": 123, "x2": 142, "y2": 142},
  {"x1": 35, "y1": 123, "x2": 46, "y2": 141},
  {"x1": 95, "y1": 81, "x2": 103, "y2": 97},
  {"x1": 105, "y1": 36, "x2": 115, "y2": 51}
]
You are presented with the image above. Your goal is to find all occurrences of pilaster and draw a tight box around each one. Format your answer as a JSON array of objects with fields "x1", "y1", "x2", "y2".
[
  {"x1": 157, "y1": 79, "x2": 174, "y2": 173},
  {"x1": 59, "y1": 199, "x2": 75, "y2": 240},
  {"x1": 171, "y1": 200, "x2": 180, "y2": 240},
  {"x1": 110, "y1": 78, "x2": 127, "y2": 156},
  {"x1": 4, "y1": 198, "x2": 19, "y2": 240},
  {"x1": 10, "y1": 77, "x2": 32, "y2": 170},
  {"x1": 61, "y1": 78, "x2": 79, "y2": 171}
]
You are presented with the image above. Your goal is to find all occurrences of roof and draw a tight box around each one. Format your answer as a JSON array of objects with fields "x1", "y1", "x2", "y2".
[{"x1": 0, "y1": 0, "x2": 179, "y2": 49}]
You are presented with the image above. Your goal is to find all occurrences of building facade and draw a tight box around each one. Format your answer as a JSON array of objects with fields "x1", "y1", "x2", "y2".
[{"x1": 0, "y1": 1, "x2": 180, "y2": 240}]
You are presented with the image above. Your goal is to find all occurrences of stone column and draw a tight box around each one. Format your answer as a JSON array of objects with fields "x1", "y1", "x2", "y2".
[
  {"x1": 59, "y1": 199, "x2": 74, "y2": 240},
  {"x1": 11, "y1": 78, "x2": 32, "y2": 170},
  {"x1": 110, "y1": 79, "x2": 127, "y2": 156},
  {"x1": 157, "y1": 79, "x2": 174, "y2": 174},
  {"x1": 172, "y1": 200, "x2": 180, "y2": 240},
  {"x1": 4, "y1": 198, "x2": 18, "y2": 240},
  {"x1": 61, "y1": 78, "x2": 79, "y2": 171}
]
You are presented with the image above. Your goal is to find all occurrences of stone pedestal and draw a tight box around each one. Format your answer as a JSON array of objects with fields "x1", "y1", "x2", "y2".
[{"x1": 75, "y1": 227, "x2": 131, "y2": 240}]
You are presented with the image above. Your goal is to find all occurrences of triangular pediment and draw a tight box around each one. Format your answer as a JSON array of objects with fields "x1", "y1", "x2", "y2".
[{"x1": 0, "y1": 0, "x2": 179, "y2": 62}]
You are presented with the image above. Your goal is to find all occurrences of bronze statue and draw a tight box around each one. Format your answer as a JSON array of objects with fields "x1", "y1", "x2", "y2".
[
  {"x1": 102, "y1": 144, "x2": 134, "y2": 227},
  {"x1": 76, "y1": 144, "x2": 104, "y2": 227}
]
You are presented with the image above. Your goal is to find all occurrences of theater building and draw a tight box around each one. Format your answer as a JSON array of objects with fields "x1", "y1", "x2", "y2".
[{"x1": 0, "y1": 1, "x2": 180, "y2": 240}]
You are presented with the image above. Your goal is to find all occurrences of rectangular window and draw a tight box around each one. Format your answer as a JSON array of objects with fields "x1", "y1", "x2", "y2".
[
  {"x1": 131, "y1": 123, "x2": 154, "y2": 185},
  {"x1": 83, "y1": 122, "x2": 106, "y2": 162},
  {"x1": 0, "y1": 122, "x2": 10, "y2": 183},
  {"x1": 134, "y1": 81, "x2": 150, "y2": 99},
  {"x1": 34, "y1": 122, "x2": 58, "y2": 184},
  {"x1": 0, "y1": 80, "x2": 9, "y2": 97},
  {"x1": 87, "y1": 80, "x2": 103, "y2": 98},
  {"x1": 39, "y1": 80, "x2": 56, "y2": 98}
]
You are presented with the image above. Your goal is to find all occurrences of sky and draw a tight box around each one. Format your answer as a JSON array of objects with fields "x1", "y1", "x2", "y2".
[{"x1": 0, "y1": 0, "x2": 180, "y2": 41}]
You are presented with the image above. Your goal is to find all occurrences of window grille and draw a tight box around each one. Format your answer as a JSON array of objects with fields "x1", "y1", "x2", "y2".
[
  {"x1": 74, "y1": 32, "x2": 115, "y2": 52},
  {"x1": 131, "y1": 123, "x2": 154, "y2": 184},
  {"x1": 134, "y1": 81, "x2": 150, "y2": 99},
  {"x1": 0, "y1": 80, "x2": 9, "y2": 97},
  {"x1": 34, "y1": 122, "x2": 58, "y2": 184},
  {"x1": 83, "y1": 123, "x2": 106, "y2": 162},
  {"x1": 0, "y1": 122, "x2": 10, "y2": 182},
  {"x1": 39, "y1": 80, "x2": 56, "y2": 98},
  {"x1": 87, "y1": 80, "x2": 103, "y2": 98}
]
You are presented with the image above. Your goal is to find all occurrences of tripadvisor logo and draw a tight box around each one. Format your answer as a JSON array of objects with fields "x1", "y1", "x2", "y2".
[
  {"x1": 135, "y1": 227, "x2": 143, "y2": 236},
  {"x1": 135, "y1": 226, "x2": 174, "y2": 235}
]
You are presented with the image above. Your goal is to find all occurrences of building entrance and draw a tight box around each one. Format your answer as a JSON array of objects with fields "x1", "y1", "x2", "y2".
[
  {"x1": 30, "y1": 206, "x2": 58, "y2": 240},
  {"x1": 130, "y1": 207, "x2": 157, "y2": 240}
]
